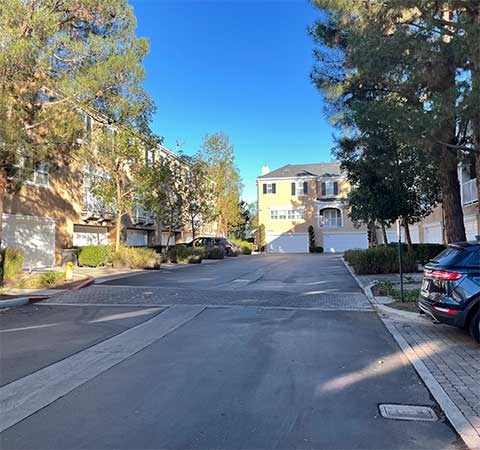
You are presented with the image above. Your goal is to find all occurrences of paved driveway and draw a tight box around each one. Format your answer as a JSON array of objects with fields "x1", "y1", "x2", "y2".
[
  {"x1": 0, "y1": 254, "x2": 464, "y2": 449},
  {"x1": 100, "y1": 253, "x2": 361, "y2": 294}
]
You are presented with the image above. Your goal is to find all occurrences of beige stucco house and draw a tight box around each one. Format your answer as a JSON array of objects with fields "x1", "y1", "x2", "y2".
[
  {"x1": 257, "y1": 161, "x2": 479, "y2": 253},
  {"x1": 2, "y1": 145, "x2": 189, "y2": 268},
  {"x1": 257, "y1": 162, "x2": 369, "y2": 253}
]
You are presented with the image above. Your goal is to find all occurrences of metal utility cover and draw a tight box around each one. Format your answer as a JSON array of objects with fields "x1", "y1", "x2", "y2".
[{"x1": 379, "y1": 404, "x2": 438, "y2": 422}]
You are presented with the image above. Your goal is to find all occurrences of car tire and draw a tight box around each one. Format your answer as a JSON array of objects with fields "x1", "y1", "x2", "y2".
[{"x1": 468, "y1": 309, "x2": 480, "y2": 343}]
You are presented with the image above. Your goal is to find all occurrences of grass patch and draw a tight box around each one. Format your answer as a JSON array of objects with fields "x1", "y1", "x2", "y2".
[{"x1": 373, "y1": 280, "x2": 420, "y2": 302}]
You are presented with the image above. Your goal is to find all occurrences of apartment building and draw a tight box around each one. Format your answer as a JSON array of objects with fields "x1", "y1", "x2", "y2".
[
  {"x1": 257, "y1": 161, "x2": 479, "y2": 253},
  {"x1": 257, "y1": 162, "x2": 369, "y2": 253},
  {"x1": 2, "y1": 145, "x2": 187, "y2": 269}
]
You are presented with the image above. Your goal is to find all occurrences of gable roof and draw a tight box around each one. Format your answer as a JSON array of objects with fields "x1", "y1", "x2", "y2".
[{"x1": 257, "y1": 162, "x2": 342, "y2": 179}]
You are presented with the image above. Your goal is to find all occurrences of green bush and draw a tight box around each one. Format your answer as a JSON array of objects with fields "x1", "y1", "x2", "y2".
[
  {"x1": 29, "y1": 272, "x2": 65, "y2": 288},
  {"x1": 2, "y1": 247, "x2": 25, "y2": 281},
  {"x1": 78, "y1": 245, "x2": 112, "y2": 267},
  {"x1": 311, "y1": 246, "x2": 323, "y2": 253},
  {"x1": 387, "y1": 243, "x2": 446, "y2": 265},
  {"x1": 344, "y1": 246, "x2": 417, "y2": 275},
  {"x1": 175, "y1": 246, "x2": 203, "y2": 264},
  {"x1": 203, "y1": 246, "x2": 225, "y2": 260},
  {"x1": 147, "y1": 244, "x2": 165, "y2": 254},
  {"x1": 230, "y1": 239, "x2": 253, "y2": 255},
  {"x1": 112, "y1": 246, "x2": 160, "y2": 269}
]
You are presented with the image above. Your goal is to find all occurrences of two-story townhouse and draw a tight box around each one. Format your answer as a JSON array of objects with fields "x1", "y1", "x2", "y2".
[
  {"x1": 257, "y1": 162, "x2": 369, "y2": 253},
  {"x1": 2, "y1": 143, "x2": 188, "y2": 269}
]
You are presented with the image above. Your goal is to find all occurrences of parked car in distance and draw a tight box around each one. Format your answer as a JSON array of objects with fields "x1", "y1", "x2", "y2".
[
  {"x1": 187, "y1": 237, "x2": 238, "y2": 256},
  {"x1": 418, "y1": 241, "x2": 480, "y2": 343}
]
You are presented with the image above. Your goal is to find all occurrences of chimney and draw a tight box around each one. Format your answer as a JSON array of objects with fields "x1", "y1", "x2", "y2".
[{"x1": 261, "y1": 165, "x2": 270, "y2": 176}]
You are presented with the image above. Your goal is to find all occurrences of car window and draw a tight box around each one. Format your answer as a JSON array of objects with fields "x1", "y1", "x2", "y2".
[
  {"x1": 431, "y1": 247, "x2": 463, "y2": 265},
  {"x1": 463, "y1": 250, "x2": 480, "y2": 269}
]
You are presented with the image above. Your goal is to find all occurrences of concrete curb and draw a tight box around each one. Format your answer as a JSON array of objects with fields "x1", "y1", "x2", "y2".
[
  {"x1": 0, "y1": 275, "x2": 95, "y2": 309},
  {"x1": 342, "y1": 257, "x2": 480, "y2": 450}
]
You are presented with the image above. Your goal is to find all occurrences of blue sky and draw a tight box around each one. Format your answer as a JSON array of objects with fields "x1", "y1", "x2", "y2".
[{"x1": 130, "y1": 0, "x2": 335, "y2": 203}]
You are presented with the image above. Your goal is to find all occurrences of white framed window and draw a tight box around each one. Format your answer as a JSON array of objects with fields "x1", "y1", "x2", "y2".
[
  {"x1": 270, "y1": 207, "x2": 304, "y2": 221},
  {"x1": 319, "y1": 208, "x2": 342, "y2": 228}
]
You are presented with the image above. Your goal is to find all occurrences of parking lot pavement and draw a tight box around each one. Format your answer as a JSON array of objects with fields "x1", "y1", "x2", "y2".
[
  {"x1": 382, "y1": 315, "x2": 480, "y2": 447},
  {"x1": 0, "y1": 304, "x2": 164, "y2": 386}
]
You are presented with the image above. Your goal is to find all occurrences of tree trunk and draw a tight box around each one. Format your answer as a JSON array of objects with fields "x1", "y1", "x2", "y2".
[
  {"x1": 439, "y1": 152, "x2": 466, "y2": 243},
  {"x1": 368, "y1": 221, "x2": 377, "y2": 247},
  {"x1": 191, "y1": 217, "x2": 196, "y2": 241},
  {"x1": 0, "y1": 170, "x2": 7, "y2": 249},
  {"x1": 165, "y1": 222, "x2": 173, "y2": 257},
  {"x1": 381, "y1": 222, "x2": 388, "y2": 245},
  {"x1": 115, "y1": 181, "x2": 122, "y2": 252},
  {"x1": 403, "y1": 219, "x2": 413, "y2": 253}
]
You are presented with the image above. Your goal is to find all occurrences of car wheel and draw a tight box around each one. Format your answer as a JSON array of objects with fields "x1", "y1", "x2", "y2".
[{"x1": 468, "y1": 309, "x2": 480, "y2": 343}]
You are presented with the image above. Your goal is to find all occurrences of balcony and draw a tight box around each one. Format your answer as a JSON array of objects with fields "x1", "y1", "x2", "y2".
[
  {"x1": 133, "y1": 205, "x2": 155, "y2": 226},
  {"x1": 462, "y1": 179, "x2": 478, "y2": 205},
  {"x1": 82, "y1": 190, "x2": 115, "y2": 222}
]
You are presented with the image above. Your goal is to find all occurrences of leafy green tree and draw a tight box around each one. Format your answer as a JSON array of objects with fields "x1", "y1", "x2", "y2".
[
  {"x1": 310, "y1": 0, "x2": 478, "y2": 242},
  {"x1": 0, "y1": 0, "x2": 150, "y2": 245},
  {"x1": 139, "y1": 156, "x2": 186, "y2": 255},
  {"x1": 181, "y1": 154, "x2": 215, "y2": 240},
  {"x1": 199, "y1": 132, "x2": 243, "y2": 237}
]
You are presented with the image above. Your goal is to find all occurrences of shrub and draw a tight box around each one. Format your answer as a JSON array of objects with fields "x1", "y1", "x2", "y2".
[
  {"x1": 2, "y1": 247, "x2": 25, "y2": 281},
  {"x1": 175, "y1": 246, "x2": 203, "y2": 264},
  {"x1": 112, "y1": 246, "x2": 160, "y2": 269},
  {"x1": 387, "y1": 243, "x2": 446, "y2": 265},
  {"x1": 230, "y1": 239, "x2": 253, "y2": 255},
  {"x1": 78, "y1": 245, "x2": 112, "y2": 267},
  {"x1": 203, "y1": 246, "x2": 225, "y2": 260},
  {"x1": 308, "y1": 225, "x2": 316, "y2": 253},
  {"x1": 344, "y1": 246, "x2": 417, "y2": 275},
  {"x1": 147, "y1": 244, "x2": 165, "y2": 254},
  {"x1": 311, "y1": 246, "x2": 323, "y2": 253},
  {"x1": 29, "y1": 272, "x2": 65, "y2": 288}
]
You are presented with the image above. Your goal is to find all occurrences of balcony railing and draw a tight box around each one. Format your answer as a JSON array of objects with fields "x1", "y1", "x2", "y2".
[
  {"x1": 462, "y1": 179, "x2": 478, "y2": 205},
  {"x1": 133, "y1": 205, "x2": 155, "y2": 225},
  {"x1": 82, "y1": 190, "x2": 115, "y2": 219},
  {"x1": 319, "y1": 217, "x2": 343, "y2": 228}
]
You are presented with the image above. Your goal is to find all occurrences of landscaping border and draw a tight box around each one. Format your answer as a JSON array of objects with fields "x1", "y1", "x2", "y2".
[{"x1": 342, "y1": 257, "x2": 480, "y2": 450}]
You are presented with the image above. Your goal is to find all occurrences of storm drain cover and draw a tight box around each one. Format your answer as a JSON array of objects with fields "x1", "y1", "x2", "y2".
[{"x1": 379, "y1": 404, "x2": 438, "y2": 422}]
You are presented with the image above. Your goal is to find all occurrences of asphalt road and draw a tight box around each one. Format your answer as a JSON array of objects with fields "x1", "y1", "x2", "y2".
[{"x1": 0, "y1": 254, "x2": 463, "y2": 449}]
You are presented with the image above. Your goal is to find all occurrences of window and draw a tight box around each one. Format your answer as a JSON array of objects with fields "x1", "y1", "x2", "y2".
[
  {"x1": 320, "y1": 208, "x2": 342, "y2": 228},
  {"x1": 29, "y1": 163, "x2": 49, "y2": 186},
  {"x1": 270, "y1": 208, "x2": 304, "y2": 221},
  {"x1": 263, "y1": 183, "x2": 276, "y2": 194},
  {"x1": 145, "y1": 149, "x2": 155, "y2": 166},
  {"x1": 321, "y1": 181, "x2": 339, "y2": 196},
  {"x1": 291, "y1": 181, "x2": 308, "y2": 196}
]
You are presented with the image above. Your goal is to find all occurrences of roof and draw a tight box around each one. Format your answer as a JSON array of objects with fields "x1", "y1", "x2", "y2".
[{"x1": 257, "y1": 162, "x2": 342, "y2": 180}]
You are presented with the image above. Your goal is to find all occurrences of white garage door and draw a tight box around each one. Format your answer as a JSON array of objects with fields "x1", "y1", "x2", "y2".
[
  {"x1": 127, "y1": 229, "x2": 148, "y2": 247},
  {"x1": 423, "y1": 223, "x2": 443, "y2": 243},
  {"x1": 323, "y1": 232, "x2": 368, "y2": 253},
  {"x1": 464, "y1": 216, "x2": 479, "y2": 241},
  {"x1": 73, "y1": 225, "x2": 109, "y2": 246},
  {"x1": 386, "y1": 226, "x2": 420, "y2": 244},
  {"x1": 266, "y1": 233, "x2": 308, "y2": 253},
  {"x1": 2, "y1": 214, "x2": 56, "y2": 268},
  {"x1": 161, "y1": 232, "x2": 176, "y2": 246}
]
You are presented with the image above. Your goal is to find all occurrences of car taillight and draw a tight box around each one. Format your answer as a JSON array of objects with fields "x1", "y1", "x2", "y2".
[
  {"x1": 432, "y1": 306, "x2": 459, "y2": 315},
  {"x1": 425, "y1": 270, "x2": 462, "y2": 280}
]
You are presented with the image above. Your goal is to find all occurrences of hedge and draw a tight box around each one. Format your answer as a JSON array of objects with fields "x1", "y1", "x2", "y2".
[
  {"x1": 1, "y1": 247, "x2": 25, "y2": 281},
  {"x1": 78, "y1": 245, "x2": 112, "y2": 267},
  {"x1": 112, "y1": 246, "x2": 161, "y2": 269},
  {"x1": 344, "y1": 246, "x2": 417, "y2": 275},
  {"x1": 387, "y1": 243, "x2": 446, "y2": 265}
]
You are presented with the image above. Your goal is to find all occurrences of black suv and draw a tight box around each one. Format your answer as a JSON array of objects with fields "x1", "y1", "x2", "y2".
[{"x1": 418, "y1": 242, "x2": 480, "y2": 343}]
